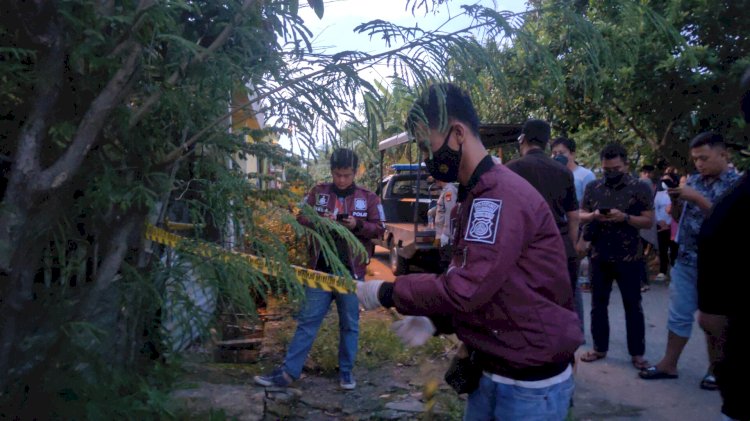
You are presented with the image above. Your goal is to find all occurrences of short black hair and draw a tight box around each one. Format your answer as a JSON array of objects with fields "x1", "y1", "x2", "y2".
[
  {"x1": 600, "y1": 143, "x2": 628, "y2": 163},
  {"x1": 689, "y1": 132, "x2": 725, "y2": 150},
  {"x1": 521, "y1": 119, "x2": 551, "y2": 147},
  {"x1": 551, "y1": 137, "x2": 576, "y2": 153},
  {"x1": 405, "y1": 83, "x2": 480, "y2": 137},
  {"x1": 330, "y1": 148, "x2": 358, "y2": 171},
  {"x1": 640, "y1": 164, "x2": 655, "y2": 173}
]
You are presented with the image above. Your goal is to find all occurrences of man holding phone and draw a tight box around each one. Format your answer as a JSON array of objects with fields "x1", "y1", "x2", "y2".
[
  {"x1": 577, "y1": 143, "x2": 654, "y2": 370},
  {"x1": 255, "y1": 148, "x2": 385, "y2": 391},
  {"x1": 640, "y1": 132, "x2": 739, "y2": 390}
]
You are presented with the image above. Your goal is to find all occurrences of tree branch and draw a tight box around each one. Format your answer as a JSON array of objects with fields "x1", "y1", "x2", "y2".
[
  {"x1": 6, "y1": 22, "x2": 65, "y2": 190},
  {"x1": 32, "y1": 42, "x2": 142, "y2": 192},
  {"x1": 0, "y1": 20, "x2": 65, "y2": 273},
  {"x1": 156, "y1": 5, "x2": 541, "y2": 166},
  {"x1": 81, "y1": 213, "x2": 140, "y2": 318},
  {"x1": 611, "y1": 100, "x2": 656, "y2": 147},
  {"x1": 128, "y1": 0, "x2": 256, "y2": 128},
  {"x1": 659, "y1": 120, "x2": 675, "y2": 148}
]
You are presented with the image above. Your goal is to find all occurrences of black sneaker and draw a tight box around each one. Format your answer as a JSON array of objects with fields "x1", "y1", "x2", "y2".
[
  {"x1": 339, "y1": 372, "x2": 356, "y2": 390},
  {"x1": 254, "y1": 367, "x2": 292, "y2": 387}
]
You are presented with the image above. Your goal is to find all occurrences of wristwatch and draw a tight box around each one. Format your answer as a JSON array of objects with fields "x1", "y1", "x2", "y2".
[{"x1": 624, "y1": 214, "x2": 631, "y2": 224}]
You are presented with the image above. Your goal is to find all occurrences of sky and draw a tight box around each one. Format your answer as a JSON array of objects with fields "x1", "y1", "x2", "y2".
[{"x1": 276, "y1": 0, "x2": 530, "y2": 152}]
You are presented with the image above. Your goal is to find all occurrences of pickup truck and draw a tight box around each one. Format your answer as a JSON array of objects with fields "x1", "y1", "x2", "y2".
[
  {"x1": 377, "y1": 165, "x2": 441, "y2": 274},
  {"x1": 374, "y1": 124, "x2": 522, "y2": 275}
]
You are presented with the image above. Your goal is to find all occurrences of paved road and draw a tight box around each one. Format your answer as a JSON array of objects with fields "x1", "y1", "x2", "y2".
[
  {"x1": 574, "y1": 280, "x2": 721, "y2": 421},
  {"x1": 367, "y1": 250, "x2": 723, "y2": 420}
]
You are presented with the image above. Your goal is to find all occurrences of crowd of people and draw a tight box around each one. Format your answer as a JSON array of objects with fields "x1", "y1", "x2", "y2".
[{"x1": 254, "y1": 71, "x2": 750, "y2": 420}]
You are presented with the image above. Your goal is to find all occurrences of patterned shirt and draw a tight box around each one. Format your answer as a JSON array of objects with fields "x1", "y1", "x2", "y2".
[
  {"x1": 581, "y1": 174, "x2": 654, "y2": 262},
  {"x1": 676, "y1": 169, "x2": 740, "y2": 266}
]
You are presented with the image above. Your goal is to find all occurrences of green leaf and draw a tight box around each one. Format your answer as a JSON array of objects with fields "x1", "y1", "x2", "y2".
[{"x1": 307, "y1": 0, "x2": 324, "y2": 19}]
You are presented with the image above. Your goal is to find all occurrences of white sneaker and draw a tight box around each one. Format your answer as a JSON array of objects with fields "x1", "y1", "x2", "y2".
[
  {"x1": 339, "y1": 372, "x2": 356, "y2": 390},
  {"x1": 655, "y1": 273, "x2": 667, "y2": 281}
]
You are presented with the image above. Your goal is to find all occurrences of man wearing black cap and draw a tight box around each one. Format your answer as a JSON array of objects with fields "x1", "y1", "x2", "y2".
[
  {"x1": 696, "y1": 67, "x2": 750, "y2": 420},
  {"x1": 507, "y1": 119, "x2": 583, "y2": 335}
]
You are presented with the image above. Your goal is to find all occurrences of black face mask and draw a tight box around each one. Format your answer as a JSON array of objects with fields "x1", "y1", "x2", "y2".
[
  {"x1": 424, "y1": 127, "x2": 462, "y2": 182},
  {"x1": 604, "y1": 171, "x2": 625, "y2": 186},
  {"x1": 553, "y1": 154, "x2": 569, "y2": 166},
  {"x1": 332, "y1": 183, "x2": 355, "y2": 197}
]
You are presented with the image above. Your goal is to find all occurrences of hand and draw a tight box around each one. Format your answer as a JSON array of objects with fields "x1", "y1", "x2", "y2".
[
  {"x1": 356, "y1": 280, "x2": 384, "y2": 310},
  {"x1": 576, "y1": 239, "x2": 591, "y2": 257},
  {"x1": 391, "y1": 316, "x2": 436, "y2": 347},
  {"x1": 671, "y1": 185, "x2": 702, "y2": 203},
  {"x1": 340, "y1": 215, "x2": 357, "y2": 230},
  {"x1": 607, "y1": 208, "x2": 627, "y2": 223},
  {"x1": 593, "y1": 210, "x2": 608, "y2": 222},
  {"x1": 439, "y1": 234, "x2": 450, "y2": 247}
]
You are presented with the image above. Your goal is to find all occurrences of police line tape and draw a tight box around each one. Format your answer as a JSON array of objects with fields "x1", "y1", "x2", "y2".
[{"x1": 144, "y1": 224, "x2": 354, "y2": 293}]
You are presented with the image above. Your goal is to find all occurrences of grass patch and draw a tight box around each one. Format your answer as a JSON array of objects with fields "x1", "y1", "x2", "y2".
[{"x1": 275, "y1": 310, "x2": 456, "y2": 375}]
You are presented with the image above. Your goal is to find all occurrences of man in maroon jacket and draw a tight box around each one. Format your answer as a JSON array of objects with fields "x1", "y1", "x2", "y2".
[
  {"x1": 357, "y1": 84, "x2": 582, "y2": 419},
  {"x1": 255, "y1": 148, "x2": 384, "y2": 391}
]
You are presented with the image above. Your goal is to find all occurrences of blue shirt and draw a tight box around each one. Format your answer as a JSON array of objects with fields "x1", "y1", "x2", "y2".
[
  {"x1": 573, "y1": 165, "x2": 596, "y2": 203},
  {"x1": 677, "y1": 169, "x2": 740, "y2": 266}
]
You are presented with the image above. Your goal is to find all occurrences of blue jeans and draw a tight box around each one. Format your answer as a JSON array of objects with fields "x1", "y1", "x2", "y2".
[
  {"x1": 464, "y1": 373, "x2": 574, "y2": 420},
  {"x1": 282, "y1": 285, "x2": 360, "y2": 379},
  {"x1": 667, "y1": 261, "x2": 698, "y2": 338}
]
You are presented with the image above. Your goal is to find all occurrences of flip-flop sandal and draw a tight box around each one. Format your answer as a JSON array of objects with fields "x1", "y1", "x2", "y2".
[
  {"x1": 580, "y1": 350, "x2": 607, "y2": 363},
  {"x1": 700, "y1": 374, "x2": 719, "y2": 390},
  {"x1": 639, "y1": 366, "x2": 679, "y2": 380}
]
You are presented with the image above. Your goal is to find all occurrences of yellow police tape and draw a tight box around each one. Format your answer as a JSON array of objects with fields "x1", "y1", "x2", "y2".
[{"x1": 144, "y1": 224, "x2": 354, "y2": 293}]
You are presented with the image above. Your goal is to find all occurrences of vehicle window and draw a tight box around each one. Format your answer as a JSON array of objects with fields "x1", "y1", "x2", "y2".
[{"x1": 390, "y1": 177, "x2": 440, "y2": 199}]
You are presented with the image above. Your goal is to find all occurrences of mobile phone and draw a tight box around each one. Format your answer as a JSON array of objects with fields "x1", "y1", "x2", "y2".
[
  {"x1": 599, "y1": 208, "x2": 611, "y2": 215},
  {"x1": 336, "y1": 213, "x2": 349, "y2": 221}
]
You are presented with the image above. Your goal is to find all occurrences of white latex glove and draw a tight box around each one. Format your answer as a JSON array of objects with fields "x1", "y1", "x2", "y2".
[
  {"x1": 391, "y1": 316, "x2": 436, "y2": 347},
  {"x1": 439, "y1": 234, "x2": 450, "y2": 247},
  {"x1": 356, "y1": 280, "x2": 384, "y2": 310}
]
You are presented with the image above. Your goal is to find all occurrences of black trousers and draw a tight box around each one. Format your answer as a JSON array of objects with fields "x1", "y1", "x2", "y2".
[
  {"x1": 657, "y1": 229, "x2": 678, "y2": 274},
  {"x1": 590, "y1": 259, "x2": 646, "y2": 356}
]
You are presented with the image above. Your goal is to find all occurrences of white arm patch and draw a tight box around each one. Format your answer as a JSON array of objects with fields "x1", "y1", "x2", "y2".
[
  {"x1": 377, "y1": 204, "x2": 386, "y2": 227},
  {"x1": 464, "y1": 199, "x2": 502, "y2": 244}
]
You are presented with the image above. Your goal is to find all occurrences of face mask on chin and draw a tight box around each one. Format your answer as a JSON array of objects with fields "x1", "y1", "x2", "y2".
[
  {"x1": 331, "y1": 183, "x2": 355, "y2": 197},
  {"x1": 424, "y1": 126, "x2": 462, "y2": 182},
  {"x1": 604, "y1": 170, "x2": 625, "y2": 186}
]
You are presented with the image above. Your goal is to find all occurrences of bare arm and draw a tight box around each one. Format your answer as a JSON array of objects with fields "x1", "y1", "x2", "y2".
[
  {"x1": 607, "y1": 208, "x2": 654, "y2": 229},
  {"x1": 566, "y1": 210, "x2": 579, "y2": 247},
  {"x1": 669, "y1": 186, "x2": 712, "y2": 215}
]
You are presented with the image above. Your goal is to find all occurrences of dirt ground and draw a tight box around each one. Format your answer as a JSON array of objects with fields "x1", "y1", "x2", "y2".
[
  {"x1": 174, "y1": 306, "x2": 465, "y2": 420},
  {"x1": 171, "y1": 248, "x2": 721, "y2": 420}
]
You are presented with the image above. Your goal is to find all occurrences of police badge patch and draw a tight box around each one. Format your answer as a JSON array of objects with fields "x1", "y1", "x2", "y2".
[
  {"x1": 316, "y1": 194, "x2": 329, "y2": 206},
  {"x1": 464, "y1": 199, "x2": 502, "y2": 244},
  {"x1": 354, "y1": 198, "x2": 367, "y2": 210}
]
